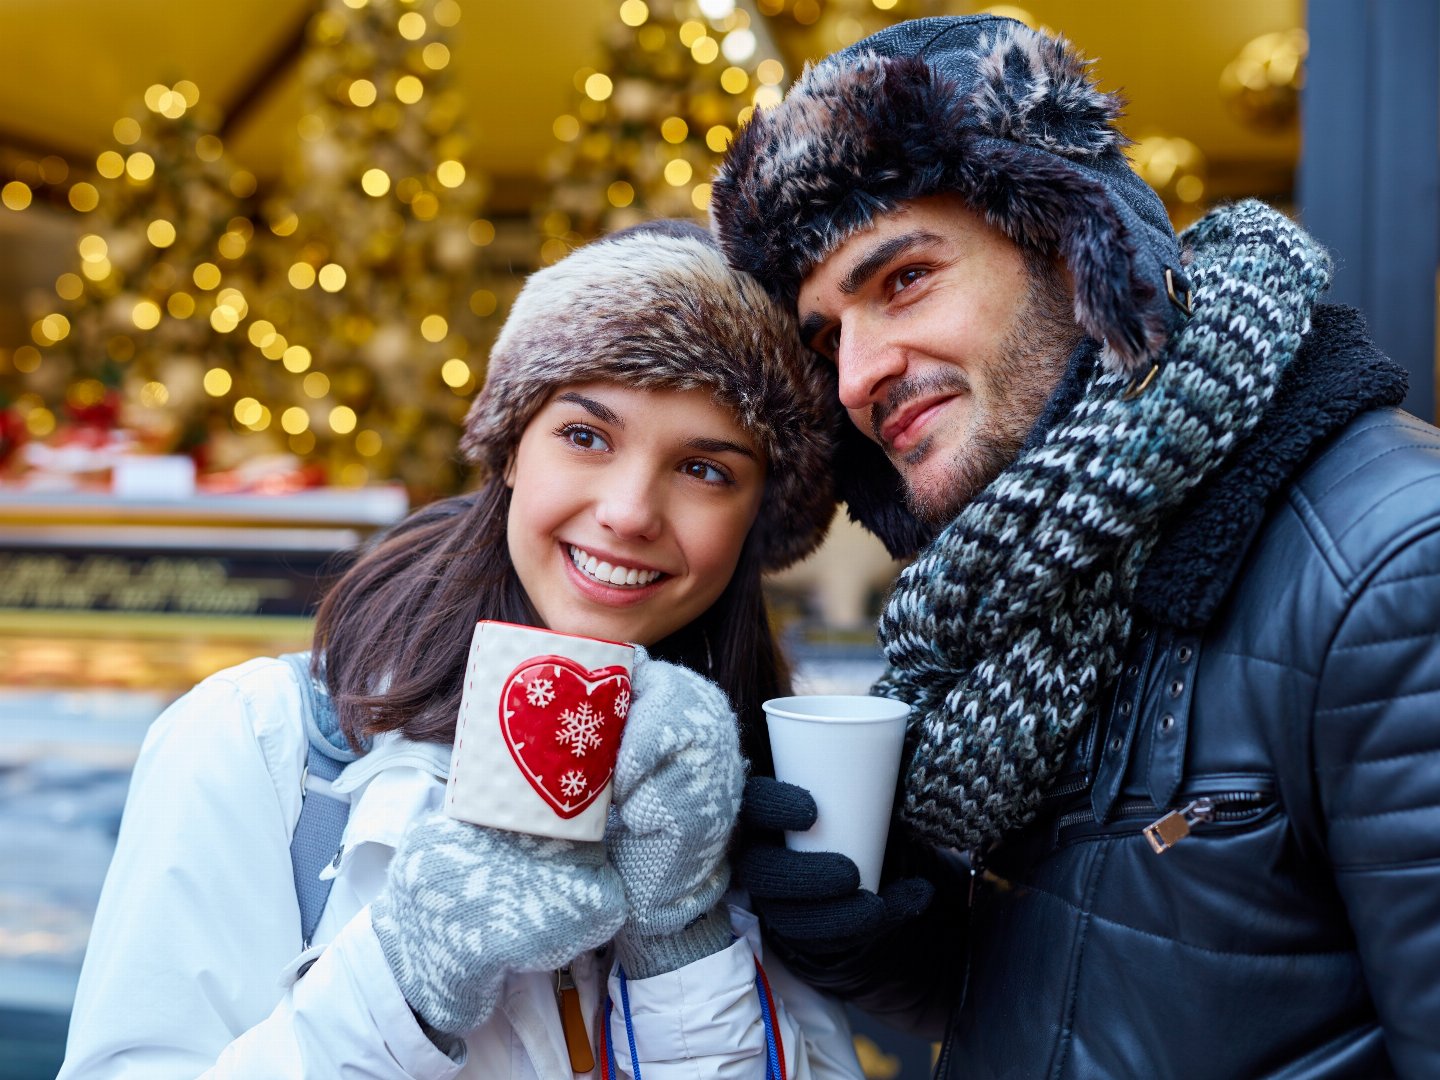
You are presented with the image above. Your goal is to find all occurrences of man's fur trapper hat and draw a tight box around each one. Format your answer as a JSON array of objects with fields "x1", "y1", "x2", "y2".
[
  {"x1": 711, "y1": 15, "x2": 1189, "y2": 379},
  {"x1": 460, "y1": 219, "x2": 838, "y2": 572}
]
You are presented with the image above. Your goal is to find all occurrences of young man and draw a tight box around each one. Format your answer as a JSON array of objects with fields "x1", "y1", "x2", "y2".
[{"x1": 713, "y1": 15, "x2": 1440, "y2": 1077}]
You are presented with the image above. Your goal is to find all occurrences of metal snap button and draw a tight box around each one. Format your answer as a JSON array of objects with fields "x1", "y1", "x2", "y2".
[
  {"x1": 1109, "y1": 736, "x2": 1124, "y2": 752},
  {"x1": 1160, "y1": 713, "x2": 1175, "y2": 732},
  {"x1": 1177, "y1": 645, "x2": 1193, "y2": 663},
  {"x1": 1169, "y1": 679, "x2": 1185, "y2": 698},
  {"x1": 1119, "y1": 700, "x2": 1133, "y2": 716}
]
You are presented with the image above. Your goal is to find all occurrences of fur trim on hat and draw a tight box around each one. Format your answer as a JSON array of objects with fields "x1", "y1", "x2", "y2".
[
  {"x1": 711, "y1": 16, "x2": 1185, "y2": 378},
  {"x1": 460, "y1": 220, "x2": 838, "y2": 572}
]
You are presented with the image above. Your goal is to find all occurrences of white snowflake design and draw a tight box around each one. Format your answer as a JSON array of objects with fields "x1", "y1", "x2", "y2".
[
  {"x1": 525, "y1": 676, "x2": 555, "y2": 708},
  {"x1": 555, "y1": 701, "x2": 605, "y2": 757},
  {"x1": 613, "y1": 687, "x2": 630, "y2": 721},
  {"x1": 559, "y1": 770, "x2": 588, "y2": 799}
]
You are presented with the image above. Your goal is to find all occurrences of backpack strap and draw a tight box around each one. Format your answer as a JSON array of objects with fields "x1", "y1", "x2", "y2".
[{"x1": 281, "y1": 651, "x2": 359, "y2": 948}]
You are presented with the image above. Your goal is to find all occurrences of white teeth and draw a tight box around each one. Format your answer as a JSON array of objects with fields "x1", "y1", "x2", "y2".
[{"x1": 568, "y1": 546, "x2": 662, "y2": 588}]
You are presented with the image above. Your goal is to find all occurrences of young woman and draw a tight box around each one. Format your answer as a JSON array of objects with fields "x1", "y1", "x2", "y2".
[{"x1": 58, "y1": 221, "x2": 859, "y2": 1078}]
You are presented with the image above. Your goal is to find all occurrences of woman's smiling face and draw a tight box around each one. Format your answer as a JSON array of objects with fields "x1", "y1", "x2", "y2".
[{"x1": 505, "y1": 381, "x2": 765, "y2": 646}]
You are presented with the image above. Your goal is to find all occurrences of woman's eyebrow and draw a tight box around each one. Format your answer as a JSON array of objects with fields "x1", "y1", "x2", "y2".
[
  {"x1": 555, "y1": 391, "x2": 623, "y2": 426},
  {"x1": 686, "y1": 436, "x2": 757, "y2": 459}
]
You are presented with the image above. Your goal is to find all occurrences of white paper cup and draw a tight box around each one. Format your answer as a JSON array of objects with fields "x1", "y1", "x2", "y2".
[
  {"x1": 762, "y1": 694, "x2": 910, "y2": 893},
  {"x1": 446, "y1": 620, "x2": 634, "y2": 841}
]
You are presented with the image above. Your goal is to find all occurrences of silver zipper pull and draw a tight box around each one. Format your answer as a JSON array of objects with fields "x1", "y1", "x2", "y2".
[{"x1": 1143, "y1": 797, "x2": 1214, "y2": 854}]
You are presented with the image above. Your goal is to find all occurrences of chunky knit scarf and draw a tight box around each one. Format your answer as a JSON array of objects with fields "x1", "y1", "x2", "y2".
[{"x1": 876, "y1": 201, "x2": 1333, "y2": 853}]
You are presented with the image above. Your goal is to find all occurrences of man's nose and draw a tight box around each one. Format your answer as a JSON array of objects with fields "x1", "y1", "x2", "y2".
[
  {"x1": 594, "y1": 465, "x2": 664, "y2": 541},
  {"x1": 835, "y1": 325, "x2": 905, "y2": 413}
]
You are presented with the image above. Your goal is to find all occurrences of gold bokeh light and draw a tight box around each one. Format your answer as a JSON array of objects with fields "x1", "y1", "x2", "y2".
[
  {"x1": 348, "y1": 79, "x2": 378, "y2": 107},
  {"x1": 318, "y1": 263, "x2": 347, "y2": 292},
  {"x1": 147, "y1": 219, "x2": 176, "y2": 248},
  {"x1": 1, "y1": 182, "x2": 31, "y2": 211},
  {"x1": 436, "y1": 159, "x2": 465, "y2": 187},
  {"x1": 203, "y1": 368, "x2": 232, "y2": 396},
  {"x1": 69, "y1": 183, "x2": 100, "y2": 212},
  {"x1": 126, "y1": 152, "x2": 156, "y2": 181}
]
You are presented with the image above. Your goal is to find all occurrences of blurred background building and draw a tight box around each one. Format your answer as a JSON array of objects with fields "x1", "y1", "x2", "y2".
[{"x1": 0, "y1": 1, "x2": 1435, "y2": 1076}]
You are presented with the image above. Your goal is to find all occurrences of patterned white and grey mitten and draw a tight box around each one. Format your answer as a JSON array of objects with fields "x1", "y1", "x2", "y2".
[
  {"x1": 372, "y1": 816, "x2": 626, "y2": 1036},
  {"x1": 606, "y1": 648, "x2": 746, "y2": 978}
]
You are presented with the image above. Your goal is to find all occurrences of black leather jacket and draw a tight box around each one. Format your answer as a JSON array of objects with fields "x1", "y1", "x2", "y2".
[{"x1": 789, "y1": 309, "x2": 1440, "y2": 1078}]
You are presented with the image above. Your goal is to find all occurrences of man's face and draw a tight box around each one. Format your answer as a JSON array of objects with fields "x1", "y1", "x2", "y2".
[{"x1": 797, "y1": 193, "x2": 1081, "y2": 524}]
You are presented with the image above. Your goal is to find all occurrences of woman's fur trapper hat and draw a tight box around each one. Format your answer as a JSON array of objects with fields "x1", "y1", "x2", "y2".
[
  {"x1": 711, "y1": 15, "x2": 1189, "y2": 379},
  {"x1": 460, "y1": 219, "x2": 838, "y2": 572}
]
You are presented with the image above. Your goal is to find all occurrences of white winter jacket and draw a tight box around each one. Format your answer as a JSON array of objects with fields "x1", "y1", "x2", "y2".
[{"x1": 58, "y1": 656, "x2": 862, "y2": 1079}]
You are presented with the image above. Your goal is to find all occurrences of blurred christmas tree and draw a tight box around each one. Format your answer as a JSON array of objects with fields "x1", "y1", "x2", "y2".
[
  {"x1": 12, "y1": 84, "x2": 259, "y2": 462},
  {"x1": 538, "y1": 0, "x2": 789, "y2": 260},
  {"x1": 537, "y1": 0, "x2": 945, "y2": 263},
  {"x1": 253, "y1": 0, "x2": 503, "y2": 496},
  {"x1": 12, "y1": 0, "x2": 504, "y2": 500}
]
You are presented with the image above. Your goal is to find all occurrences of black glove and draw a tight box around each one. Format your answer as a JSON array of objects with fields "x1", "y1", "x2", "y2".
[{"x1": 735, "y1": 775, "x2": 934, "y2": 955}]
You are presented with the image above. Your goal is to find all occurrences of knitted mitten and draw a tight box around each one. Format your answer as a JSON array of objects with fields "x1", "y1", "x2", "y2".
[
  {"x1": 372, "y1": 815, "x2": 626, "y2": 1036},
  {"x1": 606, "y1": 648, "x2": 745, "y2": 978}
]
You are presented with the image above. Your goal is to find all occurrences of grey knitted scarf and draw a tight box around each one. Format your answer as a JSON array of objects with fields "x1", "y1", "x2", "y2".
[{"x1": 876, "y1": 201, "x2": 1332, "y2": 853}]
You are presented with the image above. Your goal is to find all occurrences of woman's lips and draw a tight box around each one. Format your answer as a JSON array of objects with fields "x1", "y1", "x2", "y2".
[{"x1": 561, "y1": 543, "x2": 667, "y2": 606}]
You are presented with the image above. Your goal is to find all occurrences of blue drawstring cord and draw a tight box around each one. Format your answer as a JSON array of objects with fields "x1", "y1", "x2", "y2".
[
  {"x1": 618, "y1": 966, "x2": 643, "y2": 1080},
  {"x1": 606, "y1": 959, "x2": 784, "y2": 1079}
]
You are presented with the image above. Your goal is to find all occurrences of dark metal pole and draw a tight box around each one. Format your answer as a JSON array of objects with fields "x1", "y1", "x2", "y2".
[{"x1": 1299, "y1": 0, "x2": 1439, "y2": 423}]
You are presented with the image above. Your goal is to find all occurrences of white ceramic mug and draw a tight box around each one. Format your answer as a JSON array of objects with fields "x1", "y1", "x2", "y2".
[{"x1": 446, "y1": 620, "x2": 634, "y2": 841}]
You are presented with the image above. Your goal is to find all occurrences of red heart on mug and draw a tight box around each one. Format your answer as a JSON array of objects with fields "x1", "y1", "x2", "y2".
[{"x1": 499, "y1": 654, "x2": 632, "y2": 819}]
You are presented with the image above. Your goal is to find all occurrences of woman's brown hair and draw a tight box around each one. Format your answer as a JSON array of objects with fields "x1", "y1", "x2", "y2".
[{"x1": 311, "y1": 476, "x2": 785, "y2": 776}]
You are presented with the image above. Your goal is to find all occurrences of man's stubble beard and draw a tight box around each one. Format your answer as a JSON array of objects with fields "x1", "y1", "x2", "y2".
[{"x1": 902, "y1": 259, "x2": 1082, "y2": 526}]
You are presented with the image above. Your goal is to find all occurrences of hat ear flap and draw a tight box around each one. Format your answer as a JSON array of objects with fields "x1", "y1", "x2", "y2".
[{"x1": 834, "y1": 421, "x2": 933, "y2": 559}]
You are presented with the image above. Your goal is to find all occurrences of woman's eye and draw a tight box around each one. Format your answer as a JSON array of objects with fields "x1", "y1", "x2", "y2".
[
  {"x1": 563, "y1": 425, "x2": 609, "y2": 451},
  {"x1": 684, "y1": 460, "x2": 730, "y2": 484}
]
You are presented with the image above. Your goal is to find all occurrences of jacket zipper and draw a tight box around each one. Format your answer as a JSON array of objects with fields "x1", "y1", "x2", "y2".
[
  {"x1": 1056, "y1": 790, "x2": 1271, "y2": 852},
  {"x1": 1045, "y1": 775, "x2": 1089, "y2": 801}
]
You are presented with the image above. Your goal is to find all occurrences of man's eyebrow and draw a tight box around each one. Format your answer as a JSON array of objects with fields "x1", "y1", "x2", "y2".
[
  {"x1": 798, "y1": 230, "x2": 944, "y2": 343},
  {"x1": 554, "y1": 391, "x2": 623, "y2": 426},
  {"x1": 685, "y1": 436, "x2": 757, "y2": 460},
  {"x1": 838, "y1": 231, "x2": 942, "y2": 295}
]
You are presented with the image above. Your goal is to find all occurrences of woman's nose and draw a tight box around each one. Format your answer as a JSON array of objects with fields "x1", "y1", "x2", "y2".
[{"x1": 594, "y1": 467, "x2": 664, "y2": 541}]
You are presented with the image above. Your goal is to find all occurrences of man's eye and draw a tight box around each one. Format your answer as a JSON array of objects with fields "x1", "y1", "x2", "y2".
[
  {"x1": 819, "y1": 326, "x2": 841, "y2": 358},
  {"x1": 890, "y1": 267, "x2": 928, "y2": 295}
]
